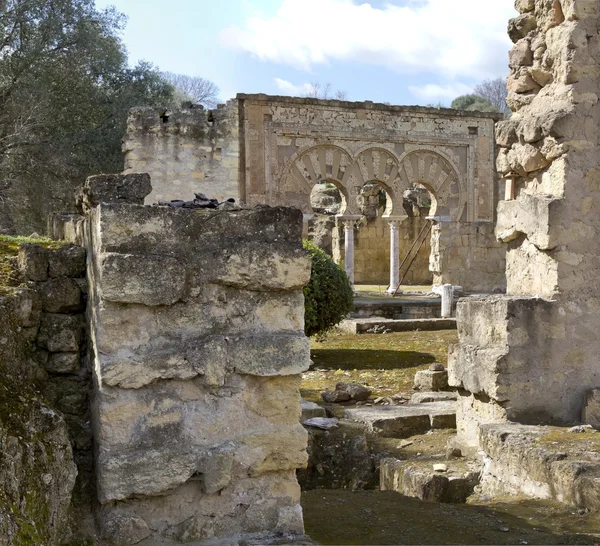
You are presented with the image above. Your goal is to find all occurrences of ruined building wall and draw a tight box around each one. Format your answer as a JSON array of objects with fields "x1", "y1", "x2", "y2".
[
  {"x1": 450, "y1": 0, "x2": 600, "y2": 448},
  {"x1": 238, "y1": 94, "x2": 506, "y2": 292},
  {"x1": 123, "y1": 101, "x2": 239, "y2": 205},
  {"x1": 80, "y1": 175, "x2": 310, "y2": 543}
]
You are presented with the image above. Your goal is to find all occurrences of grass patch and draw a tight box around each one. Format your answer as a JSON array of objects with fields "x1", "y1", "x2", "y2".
[
  {"x1": 0, "y1": 235, "x2": 64, "y2": 293},
  {"x1": 303, "y1": 329, "x2": 458, "y2": 402}
]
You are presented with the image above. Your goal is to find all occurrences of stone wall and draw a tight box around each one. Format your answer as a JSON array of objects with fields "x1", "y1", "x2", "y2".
[
  {"x1": 238, "y1": 94, "x2": 506, "y2": 292},
  {"x1": 123, "y1": 102, "x2": 239, "y2": 205},
  {"x1": 0, "y1": 243, "x2": 92, "y2": 543},
  {"x1": 450, "y1": 0, "x2": 600, "y2": 450},
  {"x1": 82, "y1": 175, "x2": 311, "y2": 544},
  {"x1": 331, "y1": 216, "x2": 433, "y2": 286}
]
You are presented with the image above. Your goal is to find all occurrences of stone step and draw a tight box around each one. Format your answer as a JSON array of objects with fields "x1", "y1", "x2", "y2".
[
  {"x1": 410, "y1": 391, "x2": 458, "y2": 404},
  {"x1": 344, "y1": 401, "x2": 456, "y2": 438},
  {"x1": 380, "y1": 457, "x2": 480, "y2": 503},
  {"x1": 339, "y1": 317, "x2": 457, "y2": 334},
  {"x1": 478, "y1": 423, "x2": 600, "y2": 510}
]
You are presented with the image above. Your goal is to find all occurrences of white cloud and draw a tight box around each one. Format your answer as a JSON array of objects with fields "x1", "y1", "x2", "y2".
[
  {"x1": 220, "y1": 0, "x2": 516, "y2": 80},
  {"x1": 409, "y1": 82, "x2": 473, "y2": 102},
  {"x1": 274, "y1": 78, "x2": 313, "y2": 96}
]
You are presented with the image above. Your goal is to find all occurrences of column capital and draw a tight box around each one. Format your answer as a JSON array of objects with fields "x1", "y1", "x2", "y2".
[{"x1": 383, "y1": 215, "x2": 409, "y2": 223}]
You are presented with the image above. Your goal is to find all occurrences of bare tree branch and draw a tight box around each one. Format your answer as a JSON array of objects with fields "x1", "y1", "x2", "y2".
[{"x1": 161, "y1": 72, "x2": 220, "y2": 108}]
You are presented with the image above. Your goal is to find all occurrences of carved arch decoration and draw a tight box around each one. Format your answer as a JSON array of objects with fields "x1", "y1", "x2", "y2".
[
  {"x1": 279, "y1": 144, "x2": 355, "y2": 214},
  {"x1": 396, "y1": 150, "x2": 466, "y2": 222},
  {"x1": 280, "y1": 144, "x2": 407, "y2": 216}
]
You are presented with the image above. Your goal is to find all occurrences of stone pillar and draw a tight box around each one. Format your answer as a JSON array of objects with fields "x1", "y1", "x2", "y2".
[
  {"x1": 337, "y1": 215, "x2": 362, "y2": 287},
  {"x1": 385, "y1": 216, "x2": 408, "y2": 294},
  {"x1": 86, "y1": 194, "x2": 311, "y2": 543},
  {"x1": 440, "y1": 284, "x2": 453, "y2": 318},
  {"x1": 450, "y1": 0, "x2": 600, "y2": 451}
]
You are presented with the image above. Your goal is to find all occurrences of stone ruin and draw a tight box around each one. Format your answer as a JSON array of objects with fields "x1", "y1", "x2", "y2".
[
  {"x1": 125, "y1": 94, "x2": 506, "y2": 293},
  {"x1": 5, "y1": 0, "x2": 600, "y2": 543}
]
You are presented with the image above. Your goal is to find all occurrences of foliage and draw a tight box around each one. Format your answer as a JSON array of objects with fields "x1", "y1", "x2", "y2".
[
  {"x1": 0, "y1": 0, "x2": 178, "y2": 234},
  {"x1": 450, "y1": 93, "x2": 499, "y2": 113},
  {"x1": 161, "y1": 72, "x2": 220, "y2": 108},
  {"x1": 303, "y1": 240, "x2": 354, "y2": 337}
]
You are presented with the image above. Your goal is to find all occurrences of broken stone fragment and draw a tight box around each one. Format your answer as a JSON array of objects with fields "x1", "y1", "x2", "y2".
[
  {"x1": 413, "y1": 369, "x2": 449, "y2": 392},
  {"x1": 508, "y1": 14, "x2": 537, "y2": 43},
  {"x1": 429, "y1": 363, "x2": 445, "y2": 372},
  {"x1": 335, "y1": 382, "x2": 372, "y2": 401},
  {"x1": 303, "y1": 417, "x2": 339, "y2": 430},
  {"x1": 48, "y1": 245, "x2": 86, "y2": 278},
  {"x1": 322, "y1": 390, "x2": 352, "y2": 403},
  {"x1": 301, "y1": 400, "x2": 327, "y2": 420},
  {"x1": 18, "y1": 244, "x2": 49, "y2": 282},
  {"x1": 582, "y1": 389, "x2": 600, "y2": 430}
]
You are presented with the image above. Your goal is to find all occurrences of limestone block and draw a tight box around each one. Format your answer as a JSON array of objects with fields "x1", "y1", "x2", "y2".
[
  {"x1": 496, "y1": 192, "x2": 561, "y2": 248},
  {"x1": 413, "y1": 370, "x2": 448, "y2": 392},
  {"x1": 229, "y1": 334, "x2": 310, "y2": 377},
  {"x1": 582, "y1": 389, "x2": 600, "y2": 429},
  {"x1": 79, "y1": 173, "x2": 152, "y2": 211},
  {"x1": 496, "y1": 120, "x2": 519, "y2": 147},
  {"x1": 38, "y1": 313, "x2": 83, "y2": 352},
  {"x1": 301, "y1": 400, "x2": 326, "y2": 420},
  {"x1": 99, "y1": 512, "x2": 151, "y2": 545},
  {"x1": 509, "y1": 39, "x2": 534, "y2": 68},
  {"x1": 511, "y1": 142, "x2": 549, "y2": 172},
  {"x1": 411, "y1": 391, "x2": 458, "y2": 404},
  {"x1": 238, "y1": 425, "x2": 308, "y2": 477},
  {"x1": 198, "y1": 447, "x2": 235, "y2": 495},
  {"x1": 39, "y1": 277, "x2": 83, "y2": 313},
  {"x1": 48, "y1": 245, "x2": 86, "y2": 278},
  {"x1": 46, "y1": 352, "x2": 80, "y2": 374},
  {"x1": 515, "y1": 0, "x2": 535, "y2": 14},
  {"x1": 10, "y1": 288, "x2": 41, "y2": 328},
  {"x1": 508, "y1": 14, "x2": 538, "y2": 43},
  {"x1": 18, "y1": 244, "x2": 49, "y2": 281},
  {"x1": 99, "y1": 252, "x2": 186, "y2": 306}
]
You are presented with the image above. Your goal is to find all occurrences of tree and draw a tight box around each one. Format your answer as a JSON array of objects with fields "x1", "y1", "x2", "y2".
[
  {"x1": 0, "y1": 0, "x2": 177, "y2": 234},
  {"x1": 305, "y1": 82, "x2": 348, "y2": 101},
  {"x1": 474, "y1": 77, "x2": 508, "y2": 113},
  {"x1": 161, "y1": 72, "x2": 220, "y2": 108},
  {"x1": 303, "y1": 240, "x2": 354, "y2": 337},
  {"x1": 450, "y1": 94, "x2": 499, "y2": 113}
]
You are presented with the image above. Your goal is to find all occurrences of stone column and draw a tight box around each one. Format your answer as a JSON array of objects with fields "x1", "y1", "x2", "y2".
[
  {"x1": 302, "y1": 213, "x2": 314, "y2": 239},
  {"x1": 385, "y1": 216, "x2": 408, "y2": 294},
  {"x1": 337, "y1": 215, "x2": 362, "y2": 287}
]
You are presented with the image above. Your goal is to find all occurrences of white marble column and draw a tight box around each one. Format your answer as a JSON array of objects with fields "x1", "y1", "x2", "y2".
[
  {"x1": 344, "y1": 219, "x2": 355, "y2": 285},
  {"x1": 385, "y1": 216, "x2": 408, "y2": 294},
  {"x1": 337, "y1": 215, "x2": 362, "y2": 287}
]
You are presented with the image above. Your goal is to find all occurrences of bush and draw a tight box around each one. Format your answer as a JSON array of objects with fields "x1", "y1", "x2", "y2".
[{"x1": 303, "y1": 240, "x2": 354, "y2": 337}]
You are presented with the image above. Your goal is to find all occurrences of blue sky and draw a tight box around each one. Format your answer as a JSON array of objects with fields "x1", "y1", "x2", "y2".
[{"x1": 94, "y1": 0, "x2": 517, "y2": 106}]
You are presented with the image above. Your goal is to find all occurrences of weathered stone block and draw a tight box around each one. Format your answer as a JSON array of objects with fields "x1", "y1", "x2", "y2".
[
  {"x1": 413, "y1": 370, "x2": 448, "y2": 391},
  {"x1": 582, "y1": 389, "x2": 600, "y2": 429},
  {"x1": 37, "y1": 314, "x2": 83, "y2": 352},
  {"x1": 79, "y1": 173, "x2": 152, "y2": 211},
  {"x1": 48, "y1": 245, "x2": 86, "y2": 278},
  {"x1": 10, "y1": 288, "x2": 41, "y2": 328},
  {"x1": 18, "y1": 244, "x2": 49, "y2": 281},
  {"x1": 99, "y1": 512, "x2": 151, "y2": 545},
  {"x1": 301, "y1": 400, "x2": 326, "y2": 420},
  {"x1": 39, "y1": 277, "x2": 83, "y2": 313},
  {"x1": 46, "y1": 352, "x2": 80, "y2": 375},
  {"x1": 99, "y1": 252, "x2": 186, "y2": 306}
]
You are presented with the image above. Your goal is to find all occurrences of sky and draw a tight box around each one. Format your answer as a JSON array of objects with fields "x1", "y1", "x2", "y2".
[{"x1": 93, "y1": 0, "x2": 517, "y2": 106}]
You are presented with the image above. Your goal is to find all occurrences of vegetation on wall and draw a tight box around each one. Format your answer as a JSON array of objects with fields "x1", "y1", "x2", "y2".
[
  {"x1": 303, "y1": 240, "x2": 354, "y2": 338},
  {"x1": 0, "y1": 0, "x2": 205, "y2": 235}
]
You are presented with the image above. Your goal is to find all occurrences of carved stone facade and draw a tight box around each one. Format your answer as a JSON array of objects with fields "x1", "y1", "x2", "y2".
[{"x1": 239, "y1": 95, "x2": 506, "y2": 291}]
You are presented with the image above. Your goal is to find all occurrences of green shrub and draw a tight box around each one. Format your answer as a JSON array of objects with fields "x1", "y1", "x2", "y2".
[{"x1": 303, "y1": 240, "x2": 354, "y2": 337}]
